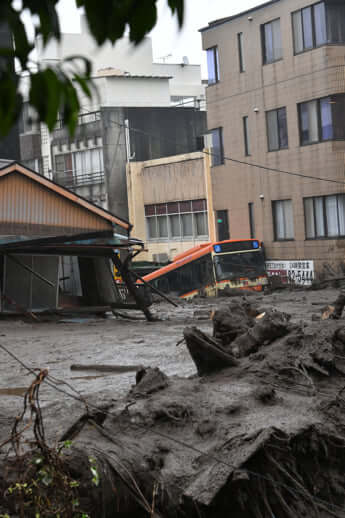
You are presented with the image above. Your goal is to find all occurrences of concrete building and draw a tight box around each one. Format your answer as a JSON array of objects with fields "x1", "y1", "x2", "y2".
[
  {"x1": 37, "y1": 15, "x2": 206, "y2": 109},
  {"x1": 18, "y1": 16, "x2": 207, "y2": 222},
  {"x1": 50, "y1": 106, "x2": 206, "y2": 218},
  {"x1": 127, "y1": 151, "x2": 216, "y2": 263},
  {"x1": 201, "y1": 0, "x2": 345, "y2": 278}
]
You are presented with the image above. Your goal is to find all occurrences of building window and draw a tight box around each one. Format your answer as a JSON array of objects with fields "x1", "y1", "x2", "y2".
[
  {"x1": 206, "y1": 46, "x2": 220, "y2": 85},
  {"x1": 248, "y1": 203, "x2": 255, "y2": 238},
  {"x1": 145, "y1": 200, "x2": 208, "y2": 241},
  {"x1": 210, "y1": 127, "x2": 224, "y2": 166},
  {"x1": 238, "y1": 32, "x2": 245, "y2": 72},
  {"x1": 266, "y1": 107, "x2": 288, "y2": 151},
  {"x1": 327, "y1": 1, "x2": 345, "y2": 44},
  {"x1": 216, "y1": 210, "x2": 230, "y2": 241},
  {"x1": 55, "y1": 153, "x2": 73, "y2": 174},
  {"x1": 292, "y1": 1, "x2": 345, "y2": 54},
  {"x1": 272, "y1": 200, "x2": 294, "y2": 240},
  {"x1": 23, "y1": 158, "x2": 43, "y2": 175},
  {"x1": 243, "y1": 116, "x2": 250, "y2": 156},
  {"x1": 304, "y1": 194, "x2": 345, "y2": 239},
  {"x1": 299, "y1": 94, "x2": 345, "y2": 145},
  {"x1": 54, "y1": 148, "x2": 104, "y2": 188},
  {"x1": 262, "y1": 18, "x2": 283, "y2": 64}
]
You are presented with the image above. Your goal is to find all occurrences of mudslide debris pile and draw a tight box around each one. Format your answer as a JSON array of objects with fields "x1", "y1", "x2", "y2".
[{"x1": 2, "y1": 297, "x2": 345, "y2": 517}]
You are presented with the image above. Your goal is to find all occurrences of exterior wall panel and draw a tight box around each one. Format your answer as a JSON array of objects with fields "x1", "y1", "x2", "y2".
[
  {"x1": 127, "y1": 152, "x2": 216, "y2": 262},
  {"x1": 201, "y1": 0, "x2": 345, "y2": 276},
  {"x1": 0, "y1": 172, "x2": 112, "y2": 235}
]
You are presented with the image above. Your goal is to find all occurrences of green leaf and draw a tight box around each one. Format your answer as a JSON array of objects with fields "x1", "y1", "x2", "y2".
[
  {"x1": 76, "y1": 0, "x2": 184, "y2": 45},
  {"x1": 7, "y1": 6, "x2": 34, "y2": 68},
  {"x1": 22, "y1": 0, "x2": 61, "y2": 44},
  {"x1": 168, "y1": 0, "x2": 184, "y2": 27},
  {"x1": 62, "y1": 55, "x2": 93, "y2": 78},
  {"x1": 38, "y1": 468, "x2": 53, "y2": 487},
  {"x1": 0, "y1": 0, "x2": 185, "y2": 136},
  {"x1": 60, "y1": 75, "x2": 80, "y2": 135},
  {"x1": 74, "y1": 75, "x2": 92, "y2": 99},
  {"x1": 88, "y1": 456, "x2": 100, "y2": 487},
  {"x1": 78, "y1": 0, "x2": 111, "y2": 46},
  {"x1": 128, "y1": 0, "x2": 158, "y2": 44},
  {"x1": 0, "y1": 70, "x2": 22, "y2": 136},
  {"x1": 29, "y1": 70, "x2": 61, "y2": 131}
]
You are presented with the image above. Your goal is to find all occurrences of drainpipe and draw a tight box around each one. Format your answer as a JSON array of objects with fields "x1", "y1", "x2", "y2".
[{"x1": 125, "y1": 119, "x2": 130, "y2": 163}]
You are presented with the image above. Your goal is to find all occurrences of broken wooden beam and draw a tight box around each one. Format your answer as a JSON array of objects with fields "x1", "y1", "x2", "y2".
[
  {"x1": 321, "y1": 292, "x2": 345, "y2": 320},
  {"x1": 70, "y1": 364, "x2": 143, "y2": 373},
  {"x1": 183, "y1": 327, "x2": 239, "y2": 376}
]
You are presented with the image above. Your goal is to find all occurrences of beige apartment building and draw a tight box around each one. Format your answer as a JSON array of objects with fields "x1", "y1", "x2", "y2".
[
  {"x1": 201, "y1": 0, "x2": 345, "y2": 277},
  {"x1": 127, "y1": 152, "x2": 216, "y2": 263}
]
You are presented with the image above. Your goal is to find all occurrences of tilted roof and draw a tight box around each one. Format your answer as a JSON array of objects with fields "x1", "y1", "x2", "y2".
[{"x1": 0, "y1": 161, "x2": 131, "y2": 232}]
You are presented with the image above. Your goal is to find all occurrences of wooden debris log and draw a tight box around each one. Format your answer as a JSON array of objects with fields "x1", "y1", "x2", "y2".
[
  {"x1": 321, "y1": 292, "x2": 345, "y2": 320},
  {"x1": 70, "y1": 364, "x2": 143, "y2": 373}
]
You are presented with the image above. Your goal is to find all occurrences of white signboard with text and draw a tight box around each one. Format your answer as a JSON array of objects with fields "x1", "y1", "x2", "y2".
[{"x1": 265, "y1": 260, "x2": 314, "y2": 286}]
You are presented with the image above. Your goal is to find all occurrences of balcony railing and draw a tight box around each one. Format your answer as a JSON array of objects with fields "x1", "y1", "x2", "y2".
[
  {"x1": 55, "y1": 111, "x2": 101, "y2": 130},
  {"x1": 54, "y1": 170, "x2": 105, "y2": 189}
]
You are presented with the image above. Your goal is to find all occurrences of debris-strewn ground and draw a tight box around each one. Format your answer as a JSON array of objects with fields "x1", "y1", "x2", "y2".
[{"x1": 1, "y1": 287, "x2": 345, "y2": 517}]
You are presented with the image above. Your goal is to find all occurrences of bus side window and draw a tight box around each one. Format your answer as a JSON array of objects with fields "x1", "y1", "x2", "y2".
[
  {"x1": 206, "y1": 256, "x2": 214, "y2": 283},
  {"x1": 198, "y1": 256, "x2": 213, "y2": 286}
]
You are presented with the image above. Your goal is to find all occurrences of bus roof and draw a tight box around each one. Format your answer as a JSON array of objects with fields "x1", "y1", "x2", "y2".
[
  {"x1": 172, "y1": 243, "x2": 210, "y2": 262},
  {"x1": 143, "y1": 239, "x2": 261, "y2": 283}
]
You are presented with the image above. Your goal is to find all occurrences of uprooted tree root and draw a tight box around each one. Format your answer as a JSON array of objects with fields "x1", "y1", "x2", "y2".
[
  {"x1": 199, "y1": 427, "x2": 345, "y2": 518},
  {"x1": 0, "y1": 370, "x2": 100, "y2": 518},
  {"x1": 0, "y1": 371, "x2": 160, "y2": 518}
]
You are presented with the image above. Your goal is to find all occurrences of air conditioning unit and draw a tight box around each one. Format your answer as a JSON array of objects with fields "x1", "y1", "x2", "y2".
[{"x1": 153, "y1": 253, "x2": 169, "y2": 263}]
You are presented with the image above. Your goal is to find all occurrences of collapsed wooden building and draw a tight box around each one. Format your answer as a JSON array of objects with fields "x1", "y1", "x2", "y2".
[{"x1": 0, "y1": 161, "x2": 149, "y2": 316}]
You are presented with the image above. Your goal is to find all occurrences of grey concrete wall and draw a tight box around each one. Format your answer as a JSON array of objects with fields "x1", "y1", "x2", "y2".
[
  {"x1": 127, "y1": 107, "x2": 206, "y2": 161},
  {"x1": 102, "y1": 106, "x2": 207, "y2": 219},
  {"x1": 51, "y1": 106, "x2": 207, "y2": 220},
  {"x1": 101, "y1": 108, "x2": 128, "y2": 217},
  {"x1": 20, "y1": 133, "x2": 42, "y2": 162}
]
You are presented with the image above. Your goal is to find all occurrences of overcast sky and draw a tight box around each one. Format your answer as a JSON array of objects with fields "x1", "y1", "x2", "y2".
[{"x1": 53, "y1": 0, "x2": 267, "y2": 75}]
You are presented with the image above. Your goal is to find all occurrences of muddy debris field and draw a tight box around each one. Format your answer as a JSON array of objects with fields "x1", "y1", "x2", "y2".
[{"x1": 1, "y1": 287, "x2": 345, "y2": 517}]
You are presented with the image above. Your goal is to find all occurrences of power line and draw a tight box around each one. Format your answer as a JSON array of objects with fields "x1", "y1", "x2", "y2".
[
  {"x1": 205, "y1": 151, "x2": 345, "y2": 186},
  {"x1": 1, "y1": 342, "x2": 345, "y2": 516},
  {"x1": 86, "y1": 109, "x2": 345, "y2": 187}
]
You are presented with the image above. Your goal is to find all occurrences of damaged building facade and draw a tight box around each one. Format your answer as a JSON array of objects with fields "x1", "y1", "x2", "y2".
[
  {"x1": 49, "y1": 106, "x2": 207, "y2": 219},
  {"x1": 18, "y1": 15, "x2": 207, "y2": 221},
  {"x1": 0, "y1": 161, "x2": 144, "y2": 314},
  {"x1": 201, "y1": 0, "x2": 345, "y2": 278}
]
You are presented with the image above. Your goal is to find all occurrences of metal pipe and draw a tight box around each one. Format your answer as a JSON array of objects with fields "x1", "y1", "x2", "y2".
[
  {"x1": 6, "y1": 254, "x2": 55, "y2": 288},
  {"x1": 130, "y1": 270, "x2": 178, "y2": 308}
]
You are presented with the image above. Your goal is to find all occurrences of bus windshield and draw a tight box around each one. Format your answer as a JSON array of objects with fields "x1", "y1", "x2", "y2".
[{"x1": 214, "y1": 250, "x2": 266, "y2": 281}]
